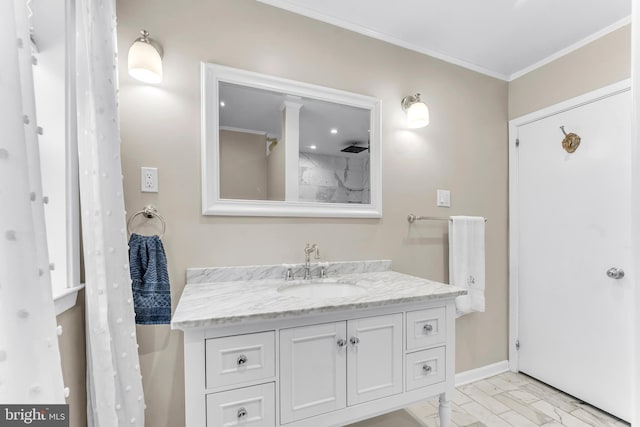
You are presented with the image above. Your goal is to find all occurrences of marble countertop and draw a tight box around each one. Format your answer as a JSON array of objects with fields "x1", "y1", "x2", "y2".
[{"x1": 172, "y1": 263, "x2": 466, "y2": 329}]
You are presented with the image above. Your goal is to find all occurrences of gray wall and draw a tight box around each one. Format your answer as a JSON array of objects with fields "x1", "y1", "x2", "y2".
[
  {"x1": 54, "y1": 5, "x2": 633, "y2": 425},
  {"x1": 509, "y1": 25, "x2": 631, "y2": 119},
  {"x1": 118, "y1": 0, "x2": 507, "y2": 427},
  {"x1": 57, "y1": 295, "x2": 86, "y2": 427},
  {"x1": 60, "y1": 2, "x2": 635, "y2": 427},
  {"x1": 115, "y1": 2, "x2": 508, "y2": 424}
]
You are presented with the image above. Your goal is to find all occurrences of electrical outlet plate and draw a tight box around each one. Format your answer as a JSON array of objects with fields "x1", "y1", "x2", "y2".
[
  {"x1": 437, "y1": 189, "x2": 450, "y2": 207},
  {"x1": 141, "y1": 167, "x2": 158, "y2": 193}
]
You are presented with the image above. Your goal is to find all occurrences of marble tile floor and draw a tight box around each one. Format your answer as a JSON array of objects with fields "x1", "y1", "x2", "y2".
[{"x1": 347, "y1": 372, "x2": 629, "y2": 427}]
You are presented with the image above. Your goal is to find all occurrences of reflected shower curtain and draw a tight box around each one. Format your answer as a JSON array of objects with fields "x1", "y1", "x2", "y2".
[
  {"x1": 0, "y1": 0, "x2": 66, "y2": 403},
  {"x1": 76, "y1": 0, "x2": 145, "y2": 425}
]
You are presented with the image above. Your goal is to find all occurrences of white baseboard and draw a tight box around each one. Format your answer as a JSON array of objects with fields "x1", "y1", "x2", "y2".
[{"x1": 454, "y1": 360, "x2": 510, "y2": 387}]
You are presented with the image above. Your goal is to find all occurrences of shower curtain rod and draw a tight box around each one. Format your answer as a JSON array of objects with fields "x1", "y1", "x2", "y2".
[{"x1": 407, "y1": 214, "x2": 487, "y2": 223}]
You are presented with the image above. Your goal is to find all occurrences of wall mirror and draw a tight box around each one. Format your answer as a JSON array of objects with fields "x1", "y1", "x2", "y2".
[{"x1": 201, "y1": 63, "x2": 382, "y2": 217}]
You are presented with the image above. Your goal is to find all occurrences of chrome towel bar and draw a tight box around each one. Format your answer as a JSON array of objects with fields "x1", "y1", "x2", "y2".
[{"x1": 407, "y1": 214, "x2": 487, "y2": 223}]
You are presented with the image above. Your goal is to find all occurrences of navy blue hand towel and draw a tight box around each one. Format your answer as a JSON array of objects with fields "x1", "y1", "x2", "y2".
[{"x1": 129, "y1": 233, "x2": 171, "y2": 325}]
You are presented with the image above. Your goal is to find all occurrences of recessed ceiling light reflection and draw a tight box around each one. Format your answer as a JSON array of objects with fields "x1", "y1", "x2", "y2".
[
  {"x1": 330, "y1": 128, "x2": 338, "y2": 134},
  {"x1": 220, "y1": 101, "x2": 225, "y2": 107},
  {"x1": 309, "y1": 145, "x2": 317, "y2": 150}
]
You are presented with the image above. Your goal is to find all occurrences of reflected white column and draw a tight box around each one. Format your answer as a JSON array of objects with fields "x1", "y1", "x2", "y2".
[{"x1": 281, "y1": 99, "x2": 302, "y2": 201}]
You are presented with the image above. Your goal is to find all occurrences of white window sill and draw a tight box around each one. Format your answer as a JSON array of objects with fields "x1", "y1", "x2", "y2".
[{"x1": 54, "y1": 284, "x2": 85, "y2": 316}]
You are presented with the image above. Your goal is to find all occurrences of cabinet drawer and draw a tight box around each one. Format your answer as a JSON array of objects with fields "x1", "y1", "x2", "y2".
[
  {"x1": 206, "y1": 383, "x2": 275, "y2": 427},
  {"x1": 405, "y1": 347, "x2": 446, "y2": 391},
  {"x1": 406, "y1": 307, "x2": 446, "y2": 350},
  {"x1": 206, "y1": 331, "x2": 275, "y2": 389}
]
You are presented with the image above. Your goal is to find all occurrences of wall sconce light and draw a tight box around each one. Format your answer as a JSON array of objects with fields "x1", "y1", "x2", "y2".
[
  {"x1": 128, "y1": 30, "x2": 163, "y2": 84},
  {"x1": 401, "y1": 93, "x2": 430, "y2": 129}
]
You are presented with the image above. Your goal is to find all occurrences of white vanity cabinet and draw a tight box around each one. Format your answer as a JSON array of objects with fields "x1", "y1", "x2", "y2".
[
  {"x1": 173, "y1": 265, "x2": 465, "y2": 427},
  {"x1": 181, "y1": 302, "x2": 456, "y2": 427}
]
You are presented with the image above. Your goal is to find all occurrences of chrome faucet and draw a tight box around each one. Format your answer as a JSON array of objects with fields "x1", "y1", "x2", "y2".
[{"x1": 303, "y1": 243, "x2": 320, "y2": 280}]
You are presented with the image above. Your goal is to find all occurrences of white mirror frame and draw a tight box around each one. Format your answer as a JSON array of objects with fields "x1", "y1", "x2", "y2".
[{"x1": 201, "y1": 62, "x2": 382, "y2": 218}]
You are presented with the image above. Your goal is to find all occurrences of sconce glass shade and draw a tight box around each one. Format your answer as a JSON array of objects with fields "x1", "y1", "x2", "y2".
[
  {"x1": 407, "y1": 101, "x2": 429, "y2": 128},
  {"x1": 128, "y1": 30, "x2": 163, "y2": 84},
  {"x1": 401, "y1": 93, "x2": 430, "y2": 129}
]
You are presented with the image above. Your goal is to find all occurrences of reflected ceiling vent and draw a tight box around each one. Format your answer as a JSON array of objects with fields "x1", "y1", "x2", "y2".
[{"x1": 340, "y1": 141, "x2": 369, "y2": 154}]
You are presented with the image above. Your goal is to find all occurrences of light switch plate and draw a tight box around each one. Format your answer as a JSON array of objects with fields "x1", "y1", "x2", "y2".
[
  {"x1": 141, "y1": 167, "x2": 158, "y2": 193},
  {"x1": 437, "y1": 189, "x2": 450, "y2": 207}
]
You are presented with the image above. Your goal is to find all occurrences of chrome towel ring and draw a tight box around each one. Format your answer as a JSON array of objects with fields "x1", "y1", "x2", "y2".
[{"x1": 127, "y1": 205, "x2": 166, "y2": 238}]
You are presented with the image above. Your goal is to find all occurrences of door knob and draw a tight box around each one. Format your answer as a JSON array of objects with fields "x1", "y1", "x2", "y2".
[
  {"x1": 337, "y1": 339, "x2": 347, "y2": 348},
  {"x1": 606, "y1": 267, "x2": 625, "y2": 279}
]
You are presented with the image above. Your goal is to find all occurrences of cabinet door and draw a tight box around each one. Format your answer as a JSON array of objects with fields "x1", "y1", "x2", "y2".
[
  {"x1": 280, "y1": 322, "x2": 347, "y2": 424},
  {"x1": 347, "y1": 313, "x2": 403, "y2": 405}
]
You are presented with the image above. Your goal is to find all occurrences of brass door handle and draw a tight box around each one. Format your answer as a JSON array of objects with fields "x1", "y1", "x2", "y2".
[{"x1": 606, "y1": 267, "x2": 625, "y2": 279}]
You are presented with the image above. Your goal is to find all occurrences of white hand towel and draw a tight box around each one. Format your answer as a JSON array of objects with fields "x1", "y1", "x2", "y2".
[{"x1": 448, "y1": 216, "x2": 485, "y2": 317}]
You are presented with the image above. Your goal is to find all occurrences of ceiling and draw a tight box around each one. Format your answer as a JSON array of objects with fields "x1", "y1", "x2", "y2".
[{"x1": 257, "y1": 0, "x2": 631, "y2": 81}]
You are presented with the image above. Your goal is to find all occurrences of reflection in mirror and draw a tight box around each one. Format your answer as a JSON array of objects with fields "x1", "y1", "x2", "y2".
[
  {"x1": 219, "y1": 83, "x2": 371, "y2": 204},
  {"x1": 298, "y1": 98, "x2": 370, "y2": 204},
  {"x1": 202, "y1": 62, "x2": 382, "y2": 217},
  {"x1": 218, "y1": 83, "x2": 285, "y2": 201}
]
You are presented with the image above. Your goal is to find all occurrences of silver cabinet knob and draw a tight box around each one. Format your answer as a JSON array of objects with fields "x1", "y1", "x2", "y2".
[
  {"x1": 422, "y1": 364, "x2": 432, "y2": 374},
  {"x1": 237, "y1": 355, "x2": 248, "y2": 366},
  {"x1": 423, "y1": 324, "x2": 433, "y2": 333},
  {"x1": 350, "y1": 337, "x2": 360, "y2": 345},
  {"x1": 606, "y1": 267, "x2": 625, "y2": 279},
  {"x1": 337, "y1": 339, "x2": 347, "y2": 348},
  {"x1": 237, "y1": 407, "x2": 247, "y2": 419}
]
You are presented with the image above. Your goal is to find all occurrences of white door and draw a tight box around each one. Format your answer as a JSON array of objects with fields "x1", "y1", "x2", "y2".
[
  {"x1": 346, "y1": 313, "x2": 403, "y2": 405},
  {"x1": 516, "y1": 89, "x2": 632, "y2": 421},
  {"x1": 279, "y1": 322, "x2": 347, "y2": 424}
]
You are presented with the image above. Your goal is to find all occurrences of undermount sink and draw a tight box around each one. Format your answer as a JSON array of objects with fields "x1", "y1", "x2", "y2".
[{"x1": 278, "y1": 280, "x2": 366, "y2": 298}]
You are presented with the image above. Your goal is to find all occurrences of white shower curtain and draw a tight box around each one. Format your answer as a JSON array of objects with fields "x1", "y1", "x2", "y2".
[
  {"x1": 0, "y1": 0, "x2": 66, "y2": 404},
  {"x1": 76, "y1": 0, "x2": 145, "y2": 425}
]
